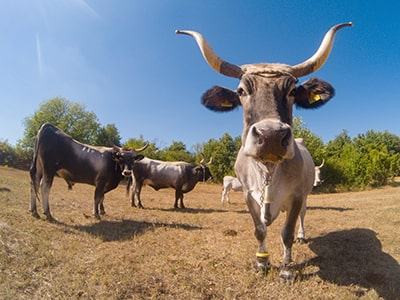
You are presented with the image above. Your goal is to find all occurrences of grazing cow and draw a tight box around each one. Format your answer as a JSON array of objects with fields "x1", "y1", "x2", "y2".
[
  {"x1": 29, "y1": 123, "x2": 148, "y2": 220},
  {"x1": 314, "y1": 159, "x2": 325, "y2": 187},
  {"x1": 221, "y1": 176, "x2": 242, "y2": 204},
  {"x1": 128, "y1": 157, "x2": 212, "y2": 208},
  {"x1": 176, "y1": 22, "x2": 352, "y2": 279}
]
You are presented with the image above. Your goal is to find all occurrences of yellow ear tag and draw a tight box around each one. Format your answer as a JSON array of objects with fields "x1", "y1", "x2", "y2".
[
  {"x1": 221, "y1": 101, "x2": 233, "y2": 107},
  {"x1": 309, "y1": 92, "x2": 321, "y2": 104}
]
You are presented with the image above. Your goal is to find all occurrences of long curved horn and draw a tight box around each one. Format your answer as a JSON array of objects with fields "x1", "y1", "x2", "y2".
[
  {"x1": 135, "y1": 142, "x2": 149, "y2": 153},
  {"x1": 292, "y1": 22, "x2": 353, "y2": 78},
  {"x1": 207, "y1": 157, "x2": 213, "y2": 165},
  {"x1": 176, "y1": 30, "x2": 244, "y2": 79}
]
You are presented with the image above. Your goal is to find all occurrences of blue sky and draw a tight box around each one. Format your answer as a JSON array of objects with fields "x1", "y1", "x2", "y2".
[{"x1": 0, "y1": 0, "x2": 399, "y2": 151}]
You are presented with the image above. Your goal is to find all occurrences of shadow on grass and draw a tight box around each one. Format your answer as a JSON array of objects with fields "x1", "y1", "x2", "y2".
[
  {"x1": 307, "y1": 206, "x2": 353, "y2": 212},
  {"x1": 135, "y1": 206, "x2": 249, "y2": 215},
  {"x1": 72, "y1": 219, "x2": 202, "y2": 242},
  {"x1": 306, "y1": 228, "x2": 400, "y2": 299},
  {"x1": 147, "y1": 207, "x2": 228, "y2": 214}
]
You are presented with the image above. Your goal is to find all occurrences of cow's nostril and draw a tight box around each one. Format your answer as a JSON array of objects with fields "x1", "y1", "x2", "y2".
[
  {"x1": 280, "y1": 129, "x2": 291, "y2": 148},
  {"x1": 252, "y1": 127, "x2": 265, "y2": 145}
]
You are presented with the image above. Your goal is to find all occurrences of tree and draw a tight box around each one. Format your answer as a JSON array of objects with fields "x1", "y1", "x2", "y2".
[
  {"x1": 124, "y1": 136, "x2": 160, "y2": 159},
  {"x1": 162, "y1": 141, "x2": 194, "y2": 162},
  {"x1": 94, "y1": 124, "x2": 121, "y2": 146},
  {"x1": 293, "y1": 117, "x2": 325, "y2": 164},
  {"x1": 19, "y1": 97, "x2": 101, "y2": 151},
  {"x1": 0, "y1": 140, "x2": 17, "y2": 167},
  {"x1": 201, "y1": 133, "x2": 241, "y2": 182}
]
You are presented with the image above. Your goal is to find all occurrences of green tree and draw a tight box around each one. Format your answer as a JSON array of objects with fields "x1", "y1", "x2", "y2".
[
  {"x1": 124, "y1": 136, "x2": 159, "y2": 159},
  {"x1": 19, "y1": 97, "x2": 101, "y2": 151},
  {"x1": 94, "y1": 124, "x2": 121, "y2": 146},
  {"x1": 0, "y1": 140, "x2": 17, "y2": 167},
  {"x1": 293, "y1": 117, "x2": 325, "y2": 164},
  {"x1": 201, "y1": 133, "x2": 241, "y2": 182},
  {"x1": 162, "y1": 141, "x2": 194, "y2": 162}
]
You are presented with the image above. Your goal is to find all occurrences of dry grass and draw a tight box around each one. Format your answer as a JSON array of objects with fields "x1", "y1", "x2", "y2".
[{"x1": 1, "y1": 166, "x2": 399, "y2": 299}]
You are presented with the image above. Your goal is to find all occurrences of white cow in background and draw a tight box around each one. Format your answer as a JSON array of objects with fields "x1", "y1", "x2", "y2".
[
  {"x1": 314, "y1": 159, "x2": 325, "y2": 186},
  {"x1": 221, "y1": 176, "x2": 243, "y2": 204}
]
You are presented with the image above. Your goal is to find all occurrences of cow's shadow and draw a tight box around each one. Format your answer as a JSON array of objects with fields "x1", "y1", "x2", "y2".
[
  {"x1": 72, "y1": 220, "x2": 202, "y2": 242},
  {"x1": 143, "y1": 206, "x2": 229, "y2": 214},
  {"x1": 307, "y1": 206, "x2": 353, "y2": 212},
  {"x1": 304, "y1": 228, "x2": 400, "y2": 299}
]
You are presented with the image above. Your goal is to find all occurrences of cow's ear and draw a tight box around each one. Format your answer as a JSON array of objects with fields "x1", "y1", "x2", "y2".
[
  {"x1": 194, "y1": 166, "x2": 202, "y2": 173},
  {"x1": 201, "y1": 86, "x2": 240, "y2": 112},
  {"x1": 111, "y1": 150, "x2": 121, "y2": 162},
  {"x1": 135, "y1": 154, "x2": 144, "y2": 161},
  {"x1": 294, "y1": 78, "x2": 335, "y2": 109}
]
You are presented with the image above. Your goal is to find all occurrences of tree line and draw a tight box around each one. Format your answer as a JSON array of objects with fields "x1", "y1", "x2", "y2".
[{"x1": 1, "y1": 98, "x2": 399, "y2": 191}]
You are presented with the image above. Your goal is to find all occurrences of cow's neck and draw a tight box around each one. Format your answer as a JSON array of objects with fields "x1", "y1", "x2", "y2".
[{"x1": 256, "y1": 162, "x2": 276, "y2": 196}]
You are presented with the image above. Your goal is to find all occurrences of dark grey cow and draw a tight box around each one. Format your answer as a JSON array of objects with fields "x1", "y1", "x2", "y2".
[
  {"x1": 177, "y1": 22, "x2": 352, "y2": 279},
  {"x1": 128, "y1": 157, "x2": 212, "y2": 209},
  {"x1": 29, "y1": 123, "x2": 147, "y2": 220}
]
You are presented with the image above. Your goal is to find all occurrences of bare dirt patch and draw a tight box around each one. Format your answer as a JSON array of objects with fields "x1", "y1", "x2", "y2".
[{"x1": 1, "y1": 166, "x2": 399, "y2": 299}]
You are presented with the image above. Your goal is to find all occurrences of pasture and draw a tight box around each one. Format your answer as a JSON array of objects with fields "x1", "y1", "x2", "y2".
[{"x1": 1, "y1": 166, "x2": 399, "y2": 299}]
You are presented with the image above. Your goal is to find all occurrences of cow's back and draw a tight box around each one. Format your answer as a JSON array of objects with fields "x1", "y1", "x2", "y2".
[
  {"x1": 34, "y1": 123, "x2": 119, "y2": 188},
  {"x1": 133, "y1": 158, "x2": 186, "y2": 189}
]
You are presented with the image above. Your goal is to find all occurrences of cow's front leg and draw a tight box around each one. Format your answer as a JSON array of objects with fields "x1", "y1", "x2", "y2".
[
  {"x1": 246, "y1": 193, "x2": 270, "y2": 272},
  {"x1": 296, "y1": 202, "x2": 307, "y2": 244},
  {"x1": 134, "y1": 184, "x2": 144, "y2": 209},
  {"x1": 129, "y1": 182, "x2": 136, "y2": 207},
  {"x1": 175, "y1": 190, "x2": 184, "y2": 208},
  {"x1": 280, "y1": 200, "x2": 302, "y2": 280}
]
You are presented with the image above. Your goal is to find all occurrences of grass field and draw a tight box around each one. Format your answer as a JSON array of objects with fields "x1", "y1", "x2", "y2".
[{"x1": 1, "y1": 166, "x2": 399, "y2": 299}]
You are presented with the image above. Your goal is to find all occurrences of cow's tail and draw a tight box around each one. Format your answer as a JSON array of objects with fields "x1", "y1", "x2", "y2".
[{"x1": 29, "y1": 124, "x2": 46, "y2": 202}]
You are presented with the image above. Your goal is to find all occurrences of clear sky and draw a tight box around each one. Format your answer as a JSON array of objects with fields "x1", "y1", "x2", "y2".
[{"x1": 0, "y1": 0, "x2": 399, "y2": 151}]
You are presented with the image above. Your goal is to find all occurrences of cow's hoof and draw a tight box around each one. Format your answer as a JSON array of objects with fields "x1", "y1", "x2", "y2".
[
  {"x1": 100, "y1": 210, "x2": 106, "y2": 215},
  {"x1": 279, "y1": 263, "x2": 294, "y2": 283},
  {"x1": 46, "y1": 214, "x2": 57, "y2": 223},
  {"x1": 31, "y1": 210, "x2": 40, "y2": 219},
  {"x1": 254, "y1": 254, "x2": 271, "y2": 274},
  {"x1": 296, "y1": 237, "x2": 308, "y2": 244},
  {"x1": 94, "y1": 214, "x2": 101, "y2": 220}
]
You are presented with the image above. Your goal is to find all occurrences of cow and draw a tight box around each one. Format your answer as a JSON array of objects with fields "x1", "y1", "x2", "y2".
[
  {"x1": 128, "y1": 157, "x2": 212, "y2": 209},
  {"x1": 29, "y1": 123, "x2": 148, "y2": 220},
  {"x1": 176, "y1": 22, "x2": 352, "y2": 279},
  {"x1": 221, "y1": 176, "x2": 242, "y2": 204},
  {"x1": 314, "y1": 159, "x2": 325, "y2": 186}
]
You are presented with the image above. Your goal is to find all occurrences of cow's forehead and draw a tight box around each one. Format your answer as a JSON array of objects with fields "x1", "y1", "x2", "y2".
[
  {"x1": 241, "y1": 63, "x2": 297, "y2": 79},
  {"x1": 120, "y1": 149, "x2": 138, "y2": 156}
]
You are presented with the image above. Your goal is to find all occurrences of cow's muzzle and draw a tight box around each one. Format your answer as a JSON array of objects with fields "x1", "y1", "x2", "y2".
[
  {"x1": 122, "y1": 169, "x2": 132, "y2": 177},
  {"x1": 244, "y1": 120, "x2": 294, "y2": 162}
]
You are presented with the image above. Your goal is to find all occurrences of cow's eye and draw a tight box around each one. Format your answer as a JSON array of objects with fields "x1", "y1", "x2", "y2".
[
  {"x1": 237, "y1": 87, "x2": 246, "y2": 96},
  {"x1": 289, "y1": 88, "x2": 296, "y2": 97}
]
